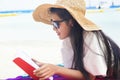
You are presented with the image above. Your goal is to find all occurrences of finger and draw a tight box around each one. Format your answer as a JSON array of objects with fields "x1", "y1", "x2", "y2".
[
  {"x1": 34, "y1": 64, "x2": 47, "y2": 73},
  {"x1": 38, "y1": 71, "x2": 53, "y2": 80},
  {"x1": 34, "y1": 65, "x2": 49, "y2": 76},
  {"x1": 32, "y1": 58, "x2": 44, "y2": 66},
  {"x1": 34, "y1": 66, "x2": 52, "y2": 77}
]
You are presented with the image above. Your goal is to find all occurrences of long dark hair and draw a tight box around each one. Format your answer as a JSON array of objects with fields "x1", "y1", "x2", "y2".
[{"x1": 49, "y1": 8, "x2": 120, "y2": 80}]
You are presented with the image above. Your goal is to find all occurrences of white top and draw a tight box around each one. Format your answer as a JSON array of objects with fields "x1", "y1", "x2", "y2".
[{"x1": 61, "y1": 31, "x2": 107, "y2": 76}]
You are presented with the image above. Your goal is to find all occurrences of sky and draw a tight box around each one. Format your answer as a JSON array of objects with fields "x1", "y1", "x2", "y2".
[
  {"x1": 0, "y1": 0, "x2": 120, "y2": 11},
  {"x1": 0, "y1": 0, "x2": 56, "y2": 11}
]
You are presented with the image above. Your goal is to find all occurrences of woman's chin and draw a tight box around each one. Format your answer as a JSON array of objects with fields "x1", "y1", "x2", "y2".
[{"x1": 59, "y1": 36, "x2": 67, "y2": 40}]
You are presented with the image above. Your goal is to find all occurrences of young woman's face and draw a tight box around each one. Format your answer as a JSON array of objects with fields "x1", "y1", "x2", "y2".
[{"x1": 51, "y1": 13, "x2": 72, "y2": 40}]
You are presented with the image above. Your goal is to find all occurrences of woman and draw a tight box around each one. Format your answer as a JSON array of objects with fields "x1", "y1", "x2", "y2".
[{"x1": 32, "y1": 0, "x2": 120, "y2": 80}]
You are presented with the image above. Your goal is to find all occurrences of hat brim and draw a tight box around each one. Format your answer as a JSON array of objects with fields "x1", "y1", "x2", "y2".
[
  {"x1": 33, "y1": 4, "x2": 101, "y2": 31},
  {"x1": 33, "y1": 4, "x2": 64, "y2": 24}
]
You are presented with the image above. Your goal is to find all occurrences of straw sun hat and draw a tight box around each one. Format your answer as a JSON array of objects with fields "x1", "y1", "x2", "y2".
[{"x1": 33, "y1": 0, "x2": 101, "y2": 31}]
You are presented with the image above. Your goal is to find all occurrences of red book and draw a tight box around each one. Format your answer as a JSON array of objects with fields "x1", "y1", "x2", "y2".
[{"x1": 13, "y1": 52, "x2": 39, "y2": 80}]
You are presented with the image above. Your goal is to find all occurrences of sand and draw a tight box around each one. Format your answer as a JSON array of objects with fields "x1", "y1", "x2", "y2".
[{"x1": 0, "y1": 40, "x2": 62, "y2": 79}]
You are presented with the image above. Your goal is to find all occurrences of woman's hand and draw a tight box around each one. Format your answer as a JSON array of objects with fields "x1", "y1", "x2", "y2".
[
  {"x1": 32, "y1": 59, "x2": 86, "y2": 80},
  {"x1": 32, "y1": 59, "x2": 59, "y2": 80}
]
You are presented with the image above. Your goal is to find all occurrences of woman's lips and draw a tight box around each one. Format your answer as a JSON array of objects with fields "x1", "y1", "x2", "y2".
[{"x1": 57, "y1": 32, "x2": 60, "y2": 36}]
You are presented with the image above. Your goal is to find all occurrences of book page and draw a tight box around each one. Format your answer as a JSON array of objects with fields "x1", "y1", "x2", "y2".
[{"x1": 14, "y1": 51, "x2": 39, "y2": 69}]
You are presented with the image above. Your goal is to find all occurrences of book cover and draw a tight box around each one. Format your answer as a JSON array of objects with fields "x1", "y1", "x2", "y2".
[{"x1": 13, "y1": 51, "x2": 39, "y2": 80}]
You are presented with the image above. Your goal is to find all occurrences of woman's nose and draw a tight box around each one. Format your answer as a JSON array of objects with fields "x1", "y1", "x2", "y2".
[{"x1": 53, "y1": 27, "x2": 57, "y2": 31}]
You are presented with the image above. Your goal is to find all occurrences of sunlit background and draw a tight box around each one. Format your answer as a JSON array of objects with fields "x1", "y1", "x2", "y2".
[{"x1": 0, "y1": 0, "x2": 120, "y2": 79}]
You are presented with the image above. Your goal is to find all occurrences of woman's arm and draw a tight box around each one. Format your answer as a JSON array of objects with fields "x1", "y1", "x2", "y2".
[
  {"x1": 55, "y1": 65, "x2": 85, "y2": 80},
  {"x1": 56, "y1": 66, "x2": 95, "y2": 80},
  {"x1": 33, "y1": 62, "x2": 85, "y2": 80}
]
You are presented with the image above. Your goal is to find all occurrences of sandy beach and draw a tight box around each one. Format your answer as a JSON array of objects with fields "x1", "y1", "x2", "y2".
[
  {"x1": 0, "y1": 40, "x2": 62, "y2": 79},
  {"x1": 0, "y1": 13, "x2": 63, "y2": 79}
]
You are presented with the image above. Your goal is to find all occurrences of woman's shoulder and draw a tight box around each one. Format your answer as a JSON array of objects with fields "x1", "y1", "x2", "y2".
[
  {"x1": 83, "y1": 31, "x2": 96, "y2": 41},
  {"x1": 83, "y1": 31, "x2": 94, "y2": 36}
]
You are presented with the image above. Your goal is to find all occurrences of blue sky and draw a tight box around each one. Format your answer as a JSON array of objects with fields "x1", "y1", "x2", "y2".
[
  {"x1": 1, "y1": 0, "x2": 120, "y2": 11},
  {"x1": 0, "y1": 0, "x2": 56, "y2": 11}
]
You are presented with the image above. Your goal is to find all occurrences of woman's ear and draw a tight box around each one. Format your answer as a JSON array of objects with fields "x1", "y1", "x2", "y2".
[{"x1": 69, "y1": 19, "x2": 74, "y2": 27}]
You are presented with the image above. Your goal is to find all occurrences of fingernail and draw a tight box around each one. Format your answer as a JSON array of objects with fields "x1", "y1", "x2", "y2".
[{"x1": 33, "y1": 70, "x2": 36, "y2": 72}]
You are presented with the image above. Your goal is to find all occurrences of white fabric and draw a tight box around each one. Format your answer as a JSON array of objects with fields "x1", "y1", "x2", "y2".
[
  {"x1": 61, "y1": 31, "x2": 107, "y2": 76},
  {"x1": 61, "y1": 37, "x2": 74, "y2": 68}
]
